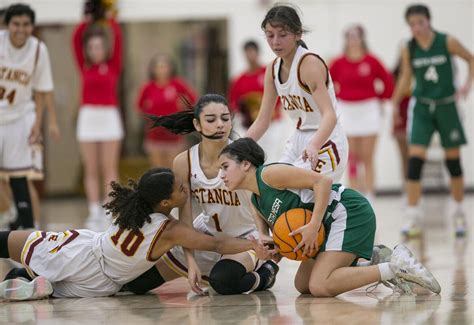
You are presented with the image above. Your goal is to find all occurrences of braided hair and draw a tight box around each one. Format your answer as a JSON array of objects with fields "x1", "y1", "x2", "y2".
[{"x1": 104, "y1": 168, "x2": 174, "y2": 232}]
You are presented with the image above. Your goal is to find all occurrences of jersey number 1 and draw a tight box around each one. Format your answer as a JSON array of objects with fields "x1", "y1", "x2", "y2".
[
  {"x1": 211, "y1": 213, "x2": 223, "y2": 232},
  {"x1": 111, "y1": 229, "x2": 145, "y2": 256},
  {"x1": 0, "y1": 87, "x2": 16, "y2": 104}
]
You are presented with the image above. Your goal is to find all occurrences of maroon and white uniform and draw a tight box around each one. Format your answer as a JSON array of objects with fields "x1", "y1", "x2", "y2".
[{"x1": 21, "y1": 213, "x2": 169, "y2": 298}]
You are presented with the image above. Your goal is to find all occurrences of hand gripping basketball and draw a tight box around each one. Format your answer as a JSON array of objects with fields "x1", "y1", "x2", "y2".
[{"x1": 272, "y1": 208, "x2": 325, "y2": 261}]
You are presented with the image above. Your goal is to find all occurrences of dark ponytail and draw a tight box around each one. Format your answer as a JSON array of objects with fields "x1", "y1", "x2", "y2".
[
  {"x1": 147, "y1": 93, "x2": 230, "y2": 135},
  {"x1": 219, "y1": 138, "x2": 265, "y2": 167},
  {"x1": 297, "y1": 40, "x2": 308, "y2": 49},
  {"x1": 104, "y1": 168, "x2": 174, "y2": 232}
]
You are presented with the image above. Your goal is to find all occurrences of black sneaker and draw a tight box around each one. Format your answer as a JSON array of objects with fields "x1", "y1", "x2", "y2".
[{"x1": 256, "y1": 261, "x2": 279, "y2": 291}]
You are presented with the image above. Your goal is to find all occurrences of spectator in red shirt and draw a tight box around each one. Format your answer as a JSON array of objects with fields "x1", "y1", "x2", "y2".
[
  {"x1": 330, "y1": 25, "x2": 394, "y2": 201},
  {"x1": 228, "y1": 40, "x2": 285, "y2": 163},
  {"x1": 137, "y1": 53, "x2": 197, "y2": 168},
  {"x1": 72, "y1": 4, "x2": 123, "y2": 229}
]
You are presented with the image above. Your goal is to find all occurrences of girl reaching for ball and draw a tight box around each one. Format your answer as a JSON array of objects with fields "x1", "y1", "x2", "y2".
[{"x1": 219, "y1": 138, "x2": 441, "y2": 297}]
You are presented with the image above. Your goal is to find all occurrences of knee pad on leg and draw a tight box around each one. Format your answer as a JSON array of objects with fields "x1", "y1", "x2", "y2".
[
  {"x1": 123, "y1": 266, "x2": 165, "y2": 295},
  {"x1": 9, "y1": 177, "x2": 33, "y2": 229},
  {"x1": 407, "y1": 157, "x2": 425, "y2": 181},
  {"x1": 4, "y1": 267, "x2": 33, "y2": 281},
  {"x1": 445, "y1": 159, "x2": 462, "y2": 177},
  {"x1": 0, "y1": 231, "x2": 11, "y2": 258},
  {"x1": 209, "y1": 259, "x2": 255, "y2": 295}
]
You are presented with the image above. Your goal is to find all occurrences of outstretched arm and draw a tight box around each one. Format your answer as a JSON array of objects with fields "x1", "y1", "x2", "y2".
[
  {"x1": 246, "y1": 62, "x2": 278, "y2": 141},
  {"x1": 173, "y1": 151, "x2": 205, "y2": 294},
  {"x1": 156, "y1": 220, "x2": 267, "y2": 256},
  {"x1": 108, "y1": 18, "x2": 123, "y2": 72},
  {"x1": 72, "y1": 21, "x2": 88, "y2": 69},
  {"x1": 299, "y1": 56, "x2": 337, "y2": 170}
]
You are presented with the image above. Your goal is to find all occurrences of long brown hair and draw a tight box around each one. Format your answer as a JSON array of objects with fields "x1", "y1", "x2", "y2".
[{"x1": 343, "y1": 24, "x2": 368, "y2": 55}]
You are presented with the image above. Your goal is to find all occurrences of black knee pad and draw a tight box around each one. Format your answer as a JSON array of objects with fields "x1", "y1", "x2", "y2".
[
  {"x1": 0, "y1": 231, "x2": 11, "y2": 258},
  {"x1": 123, "y1": 266, "x2": 165, "y2": 295},
  {"x1": 407, "y1": 157, "x2": 425, "y2": 181},
  {"x1": 209, "y1": 259, "x2": 256, "y2": 295},
  {"x1": 445, "y1": 159, "x2": 463, "y2": 177},
  {"x1": 4, "y1": 267, "x2": 33, "y2": 281},
  {"x1": 9, "y1": 177, "x2": 34, "y2": 229}
]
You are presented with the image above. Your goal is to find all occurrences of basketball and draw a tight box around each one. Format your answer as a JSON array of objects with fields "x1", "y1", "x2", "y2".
[{"x1": 272, "y1": 208, "x2": 326, "y2": 261}]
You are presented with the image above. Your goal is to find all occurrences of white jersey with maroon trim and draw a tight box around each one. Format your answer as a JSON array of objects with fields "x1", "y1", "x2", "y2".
[
  {"x1": 98, "y1": 212, "x2": 170, "y2": 285},
  {"x1": 19, "y1": 213, "x2": 170, "y2": 297},
  {"x1": 188, "y1": 143, "x2": 256, "y2": 238},
  {"x1": 0, "y1": 30, "x2": 54, "y2": 124},
  {"x1": 273, "y1": 45, "x2": 340, "y2": 130}
]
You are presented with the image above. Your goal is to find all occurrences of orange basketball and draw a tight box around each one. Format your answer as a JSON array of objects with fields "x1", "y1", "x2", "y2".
[{"x1": 272, "y1": 208, "x2": 326, "y2": 261}]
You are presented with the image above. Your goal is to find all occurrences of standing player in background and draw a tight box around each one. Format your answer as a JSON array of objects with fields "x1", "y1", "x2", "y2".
[
  {"x1": 330, "y1": 25, "x2": 394, "y2": 202},
  {"x1": 0, "y1": 3, "x2": 57, "y2": 230},
  {"x1": 392, "y1": 55, "x2": 411, "y2": 194},
  {"x1": 137, "y1": 53, "x2": 197, "y2": 168},
  {"x1": 72, "y1": 0, "x2": 123, "y2": 230},
  {"x1": 392, "y1": 4, "x2": 473, "y2": 237},
  {"x1": 247, "y1": 4, "x2": 348, "y2": 180},
  {"x1": 228, "y1": 40, "x2": 285, "y2": 162}
]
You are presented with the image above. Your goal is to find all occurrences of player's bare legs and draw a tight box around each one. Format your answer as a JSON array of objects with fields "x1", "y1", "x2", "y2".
[
  {"x1": 402, "y1": 145, "x2": 427, "y2": 237},
  {"x1": 100, "y1": 140, "x2": 122, "y2": 201},
  {"x1": 359, "y1": 135, "x2": 378, "y2": 201},
  {"x1": 79, "y1": 142, "x2": 101, "y2": 224},
  {"x1": 444, "y1": 147, "x2": 466, "y2": 236},
  {"x1": 347, "y1": 137, "x2": 362, "y2": 191},
  {"x1": 7, "y1": 230, "x2": 33, "y2": 263},
  {"x1": 28, "y1": 181, "x2": 40, "y2": 227},
  {"x1": 394, "y1": 133, "x2": 409, "y2": 183}
]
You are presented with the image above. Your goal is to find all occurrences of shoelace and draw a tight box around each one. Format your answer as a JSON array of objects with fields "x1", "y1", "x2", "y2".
[{"x1": 365, "y1": 278, "x2": 413, "y2": 295}]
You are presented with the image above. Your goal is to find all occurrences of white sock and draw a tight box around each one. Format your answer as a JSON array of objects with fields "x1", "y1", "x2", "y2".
[
  {"x1": 88, "y1": 202, "x2": 101, "y2": 218},
  {"x1": 449, "y1": 199, "x2": 464, "y2": 215},
  {"x1": 357, "y1": 260, "x2": 371, "y2": 267},
  {"x1": 378, "y1": 262, "x2": 395, "y2": 281}
]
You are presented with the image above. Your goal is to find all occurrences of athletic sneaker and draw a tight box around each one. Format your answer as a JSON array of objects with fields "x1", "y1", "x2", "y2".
[
  {"x1": 256, "y1": 260, "x2": 279, "y2": 291},
  {"x1": 389, "y1": 244, "x2": 441, "y2": 294},
  {"x1": 0, "y1": 276, "x2": 53, "y2": 301},
  {"x1": 371, "y1": 245, "x2": 393, "y2": 265},
  {"x1": 368, "y1": 244, "x2": 415, "y2": 294},
  {"x1": 401, "y1": 208, "x2": 422, "y2": 238},
  {"x1": 452, "y1": 210, "x2": 467, "y2": 237}
]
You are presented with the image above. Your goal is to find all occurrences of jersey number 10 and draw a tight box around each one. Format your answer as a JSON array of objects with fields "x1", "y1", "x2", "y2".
[{"x1": 111, "y1": 229, "x2": 145, "y2": 256}]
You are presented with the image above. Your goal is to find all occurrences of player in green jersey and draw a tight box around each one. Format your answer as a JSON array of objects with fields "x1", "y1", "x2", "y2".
[
  {"x1": 392, "y1": 4, "x2": 473, "y2": 237},
  {"x1": 218, "y1": 138, "x2": 441, "y2": 297}
]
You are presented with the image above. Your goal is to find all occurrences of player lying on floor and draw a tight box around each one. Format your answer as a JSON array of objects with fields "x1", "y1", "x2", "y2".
[
  {"x1": 218, "y1": 138, "x2": 441, "y2": 297},
  {"x1": 0, "y1": 167, "x2": 270, "y2": 300}
]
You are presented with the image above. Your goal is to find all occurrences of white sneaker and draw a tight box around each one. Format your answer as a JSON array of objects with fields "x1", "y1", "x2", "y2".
[
  {"x1": 389, "y1": 244, "x2": 441, "y2": 294},
  {"x1": 453, "y1": 210, "x2": 467, "y2": 237},
  {"x1": 0, "y1": 276, "x2": 53, "y2": 301},
  {"x1": 371, "y1": 245, "x2": 393, "y2": 265},
  {"x1": 401, "y1": 208, "x2": 422, "y2": 238},
  {"x1": 368, "y1": 244, "x2": 416, "y2": 294}
]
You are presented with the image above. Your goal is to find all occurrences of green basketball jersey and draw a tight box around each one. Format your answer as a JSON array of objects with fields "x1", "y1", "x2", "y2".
[
  {"x1": 409, "y1": 31, "x2": 455, "y2": 99},
  {"x1": 250, "y1": 164, "x2": 344, "y2": 227}
]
